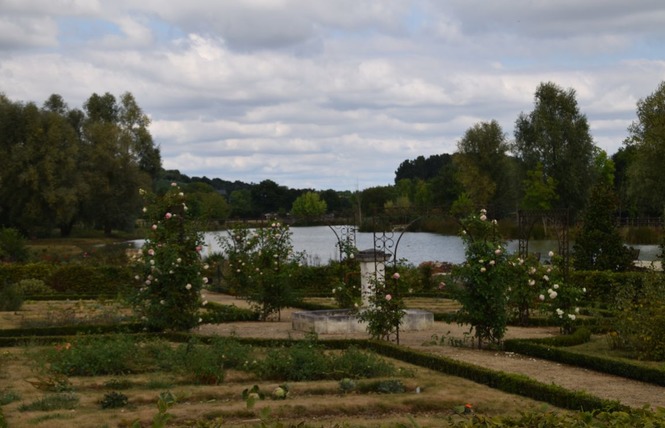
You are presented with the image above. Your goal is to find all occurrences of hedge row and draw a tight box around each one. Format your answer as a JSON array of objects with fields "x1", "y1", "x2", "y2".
[
  {"x1": 569, "y1": 271, "x2": 646, "y2": 306},
  {"x1": 0, "y1": 263, "x2": 133, "y2": 295},
  {"x1": 363, "y1": 340, "x2": 629, "y2": 414},
  {"x1": 504, "y1": 337, "x2": 665, "y2": 387}
]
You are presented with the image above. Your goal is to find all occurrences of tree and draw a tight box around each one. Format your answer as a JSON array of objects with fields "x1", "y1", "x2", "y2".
[
  {"x1": 80, "y1": 92, "x2": 157, "y2": 235},
  {"x1": 514, "y1": 82, "x2": 596, "y2": 216},
  {"x1": 455, "y1": 120, "x2": 516, "y2": 218},
  {"x1": 521, "y1": 163, "x2": 558, "y2": 211},
  {"x1": 291, "y1": 191, "x2": 327, "y2": 222},
  {"x1": 184, "y1": 182, "x2": 230, "y2": 226},
  {"x1": 229, "y1": 188, "x2": 254, "y2": 218},
  {"x1": 625, "y1": 81, "x2": 665, "y2": 215},
  {"x1": 573, "y1": 183, "x2": 634, "y2": 272}
]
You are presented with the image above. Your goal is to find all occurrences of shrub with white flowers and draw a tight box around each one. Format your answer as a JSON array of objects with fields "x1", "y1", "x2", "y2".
[
  {"x1": 132, "y1": 183, "x2": 207, "y2": 331},
  {"x1": 451, "y1": 209, "x2": 511, "y2": 348}
]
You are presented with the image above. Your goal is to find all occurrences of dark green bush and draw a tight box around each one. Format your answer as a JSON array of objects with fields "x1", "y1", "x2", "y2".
[
  {"x1": 0, "y1": 263, "x2": 55, "y2": 285},
  {"x1": 0, "y1": 227, "x2": 30, "y2": 262},
  {"x1": 357, "y1": 379, "x2": 405, "y2": 394},
  {"x1": 0, "y1": 263, "x2": 132, "y2": 296},
  {"x1": 0, "y1": 282, "x2": 23, "y2": 311},
  {"x1": 100, "y1": 391, "x2": 129, "y2": 409}
]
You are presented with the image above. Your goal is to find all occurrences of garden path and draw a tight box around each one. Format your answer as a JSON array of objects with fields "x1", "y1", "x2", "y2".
[{"x1": 195, "y1": 292, "x2": 665, "y2": 410}]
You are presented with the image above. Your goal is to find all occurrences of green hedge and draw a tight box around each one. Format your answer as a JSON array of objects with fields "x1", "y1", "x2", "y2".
[
  {"x1": 0, "y1": 263, "x2": 133, "y2": 296},
  {"x1": 504, "y1": 337, "x2": 665, "y2": 387},
  {"x1": 570, "y1": 271, "x2": 645, "y2": 306},
  {"x1": 363, "y1": 340, "x2": 628, "y2": 413}
]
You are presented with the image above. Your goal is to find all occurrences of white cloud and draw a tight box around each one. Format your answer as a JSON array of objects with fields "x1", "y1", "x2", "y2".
[{"x1": 1, "y1": 1, "x2": 664, "y2": 190}]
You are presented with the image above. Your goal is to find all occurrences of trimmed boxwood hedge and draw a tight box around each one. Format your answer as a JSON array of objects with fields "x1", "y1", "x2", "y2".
[{"x1": 504, "y1": 337, "x2": 665, "y2": 387}]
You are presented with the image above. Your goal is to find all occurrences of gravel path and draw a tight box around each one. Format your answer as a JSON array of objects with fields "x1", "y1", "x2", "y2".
[{"x1": 196, "y1": 292, "x2": 665, "y2": 409}]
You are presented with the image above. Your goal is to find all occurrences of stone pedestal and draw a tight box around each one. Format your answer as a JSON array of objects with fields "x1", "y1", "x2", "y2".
[{"x1": 356, "y1": 249, "x2": 391, "y2": 307}]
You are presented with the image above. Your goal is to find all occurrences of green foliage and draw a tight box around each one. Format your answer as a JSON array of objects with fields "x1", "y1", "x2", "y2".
[
  {"x1": 573, "y1": 183, "x2": 634, "y2": 271},
  {"x1": 356, "y1": 271, "x2": 408, "y2": 342},
  {"x1": 451, "y1": 209, "x2": 511, "y2": 347},
  {"x1": 521, "y1": 162, "x2": 558, "y2": 211},
  {"x1": 219, "y1": 223, "x2": 304, "y2": 320},
  {"x1": 612, "y1": 272, "x2": 665, "y2": 360},
  {"x1": 625, "y1": 80, "x2": 665, "y2": 215},
  {"x1": 357, "y1": 379, "x2": 405, "y2": 394},
  {"x1": 41, "y1": 335, "x2": 143, "y2": 376},
  {"x1": 132, "y1": 183, "x2": 208, "y2": 331},
  {"x1": 514, "y1": 81, "x2": 596, "y2": 214},
  {"x1": 291, "y1": 191, "x2": 327, "y2": 222},
  {"x1": 0, "y1": 389, "x2": 21, "y2": 405},
  {"x1": 100, "y1": 391, "x2": 129, "y2": 409},
  {"x1": 252, "y1": 338, "x2": 398, "y2": 381},
  {"x1": 0, "y1": 282, "x2": 23, "y2": 311},
  {"x1": 18, "y1": 392, "x2": 79, "y2": 411},
  {"x1": 46, "y1": 264, "x2": 130, "y2": 294},
  {"x1": 454, "y1": 120, "x2": 516, "y2": 217},
  {"x1": 0, "y1": 227, "x2": 30, "y2": 262},
  {"x1": 15, "y1": 278, "x2": 53, "y2": 295}
]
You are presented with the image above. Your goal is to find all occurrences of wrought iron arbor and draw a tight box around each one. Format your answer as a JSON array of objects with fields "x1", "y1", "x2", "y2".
[{"x1": 518, "y1": 209, "x2": 570, "y2": 278}]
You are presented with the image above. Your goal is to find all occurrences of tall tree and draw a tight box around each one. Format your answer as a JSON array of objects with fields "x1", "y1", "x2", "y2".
[
  {"x1": 80, "y1": 92, "x2": 156, "y2": 235},
  {"x1": 455, "y1": 120, "x2": 515, "y2": 217},
  {"x1": 514, "y1": 82, "x2": 596, "y2": 216},
  {"x1": 624, "y1": 80, "x2": 665, "y2": 216}
]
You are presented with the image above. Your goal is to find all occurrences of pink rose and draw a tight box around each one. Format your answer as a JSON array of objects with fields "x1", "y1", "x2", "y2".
[
  {"x1": 392, "y1": 272, "x2": 400, "y2": 280},
  {"x1": 385, "y1": 294, "x2": 392, "y2": 301},
  {"x1": 165, "y1": 212, "x2": 172, "y2": 219}
]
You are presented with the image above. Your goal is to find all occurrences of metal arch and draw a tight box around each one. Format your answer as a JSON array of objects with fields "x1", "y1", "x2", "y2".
[
  {"x1": 327, "y1": 223, "x2": 357, "y2": 262},
  {"x1": 518, "y1": 209, "x2": 570, "y2": 279}
]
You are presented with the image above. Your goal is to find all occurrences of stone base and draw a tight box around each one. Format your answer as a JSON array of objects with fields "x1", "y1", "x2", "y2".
[{"x1": 291, "y1": 309, "x2": 433, "y2": 334}]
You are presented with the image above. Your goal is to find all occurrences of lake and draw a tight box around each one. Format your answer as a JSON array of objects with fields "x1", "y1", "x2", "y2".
[{"x1": 198, "y1": 226, "x2": 660, "y2": 267}]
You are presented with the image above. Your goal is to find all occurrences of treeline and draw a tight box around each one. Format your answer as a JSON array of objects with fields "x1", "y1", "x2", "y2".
[
  {"x1": 366, "y1": 81, "x2": 665, "y2": 223},
  {"x1": 0, "y1": 92, "x2": 161, "y2": 237},
  {"x1": 2, "y1": 80, "x2": 664, "y2": 238}
]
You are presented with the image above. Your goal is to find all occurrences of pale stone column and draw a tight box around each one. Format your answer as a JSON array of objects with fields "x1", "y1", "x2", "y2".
[{"x1": 357, "y1": 249, "x2": 390, "y2": 307}]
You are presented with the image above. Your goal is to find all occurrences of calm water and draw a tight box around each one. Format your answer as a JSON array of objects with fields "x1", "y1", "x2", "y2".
[{"x1": 197, "y1": 226, "x2": 660, "y2": 266}]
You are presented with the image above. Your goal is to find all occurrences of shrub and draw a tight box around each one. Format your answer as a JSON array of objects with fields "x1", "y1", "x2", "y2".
[
  {"x1": 253, "y1": 338, "x2": 398, "y2": 381},
  {"x1": 132, "y1": 184, "x2": 209, "y2": 331},
  {"x1": 42, "y1": 335, "x2": 143, "y2": 376},
  {"x1": 0, "y1": 282, "x2": 23, "y2": 311},
  {"x1": 18, "y1": 392, "x2": 79, "y2": 411},
  {"x1": 450, "y1": 209, "x2": 511, "y2": 347},
  {"x1": 357, "y1": 379, "x2": 405, "y2": 394},
  {"x1": 100, "y1": 391, "x2": 129, "y2": 409},
  {"x1": 218, "y1": 223, "x2": 304, "y2": 321},
  {"x1": 329, "y1": 347, "x2": 397, "y2": 379},
  {"x1": 172, "y1": 340, "x2": 226, "y2": 385},
  {"x1": 0, "y1": 227, "x2": 30, "y2": 262},
  {"x1": 15, "y1": 278, "x2": 53, "y2": 295},
  {"x1": 612, "y1": 272, "x2": 665, "y2": 360}
]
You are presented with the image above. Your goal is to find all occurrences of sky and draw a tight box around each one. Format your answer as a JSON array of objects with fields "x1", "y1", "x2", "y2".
[{"x1": 2, "y1": 1, "x2": 664, "y2": 191}]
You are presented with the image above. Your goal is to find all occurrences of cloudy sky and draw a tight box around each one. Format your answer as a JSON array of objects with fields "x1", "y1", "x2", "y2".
[{"x1": 2, "y1": 1, "x2": 664, "y2": 191}]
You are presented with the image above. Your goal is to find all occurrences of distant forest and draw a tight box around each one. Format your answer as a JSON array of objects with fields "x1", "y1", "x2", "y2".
[{"x1": 2, "y1": 80, "x2": 664, "y2": 237}]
